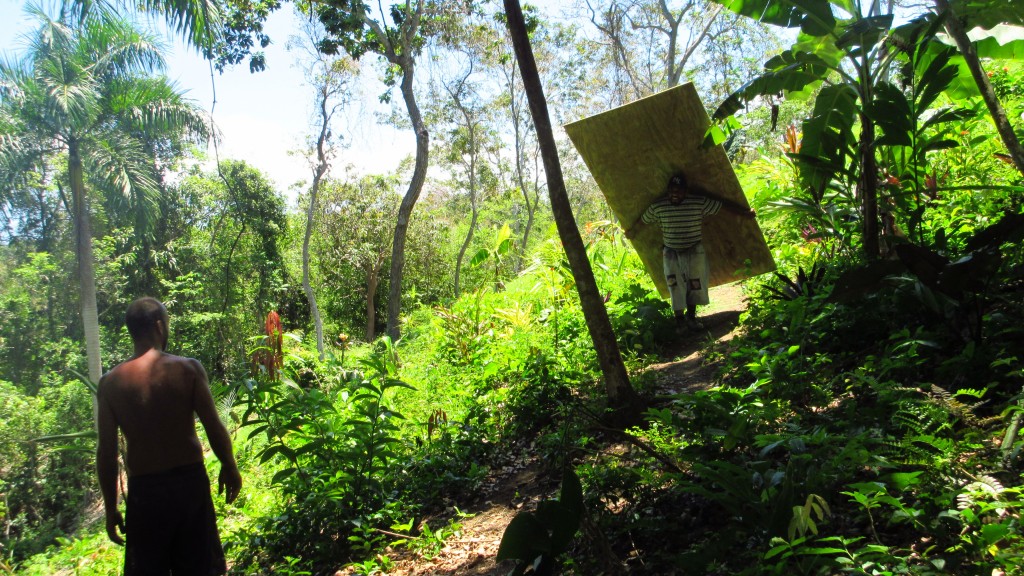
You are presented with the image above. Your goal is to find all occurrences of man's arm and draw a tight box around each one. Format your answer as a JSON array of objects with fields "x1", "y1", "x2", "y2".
[
  {"x1": 623, "y1": 218, "x2": 646, "y2": 239},
  {"x1": 624, "y1": 201, "x2": 661, "y2": 239},
  {"x1": 191, "y1": 359, "x2": 242, "y2": 503},
  {"x1": 702, "y1": 189, "x2": 756, "y2": 218},
  {"x1": 96, "y1": 380, "x2": 125, "y2": 545}
]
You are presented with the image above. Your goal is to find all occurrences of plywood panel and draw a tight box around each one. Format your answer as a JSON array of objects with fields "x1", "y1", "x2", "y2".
[{"x1": 565, "y1": 83, "x2": 775, "y2": 297}]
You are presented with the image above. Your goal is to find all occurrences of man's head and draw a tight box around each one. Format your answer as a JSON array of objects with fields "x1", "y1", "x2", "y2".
[
  {"x1": 125, "y1": 297, "x2": 168, "y2": 349},
  {"x1": 667, "y1": 172, "x2": 688, "y2": 204}
]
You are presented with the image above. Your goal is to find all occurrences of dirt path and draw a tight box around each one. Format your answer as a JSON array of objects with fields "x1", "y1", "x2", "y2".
[{"x1": 338, "y1": 284, "x2": 748, "y2": 576}]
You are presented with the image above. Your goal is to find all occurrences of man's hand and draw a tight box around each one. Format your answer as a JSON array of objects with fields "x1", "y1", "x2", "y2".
[
  {"x1": 623, "y1": 218, "x2": 643, "y2": 240},
  {"x1": 219, "y1": 464, "x2": 243, "y2": 504},
  {"x1": 105, "y1": 508, "x2": 125, "y2": 545}
]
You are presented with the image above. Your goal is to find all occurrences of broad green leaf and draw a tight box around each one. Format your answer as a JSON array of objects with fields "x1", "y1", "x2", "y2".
[
  {"x1": 246, "y1": 424, "x2": 269, "y2": 439},
  {"x1": 801, "y1": 546, "x2": 851, "y2": 555},
  {"x1": 496, "y1": 223, "x2": 512, "y2": 245},
  {"x1": 883, "y1": 471, "x2": 924, "y2": 491},
  {"x1": 531, "y1": 501, "x2": 571, "y2": 549},
  {"x1": 714, "y1": 0, "x2": 836, "y2": 36},
  {"x1": 917, "y1": 51, "x2": 960, "y2": 112},
  {"x1": 921, "y1": 139, "x2": 960, "y2": 153},
  {"x1": 921, "y1": 107, "x2": 974, "y2": 131},
  {"x1": 496, "y1": 513, "x2": 550, "y2": 561},
  {"x1": 714, "y1": 60, "x2": 826, "y2": 120},
  {"x1": 469, "y1": 247, "x2": 490, "y2": 267},
  {"x1": 972, "y1": 26, "x2": 1024, "y2": 59},
  {"x1": 794, "y1": 30, "x2": 845, "y2": 67},
  {"x1": 559, "y1": 469, "x2": 584, "y2": 517},
  {"x1": 836, "y1": 15, "x2": 894, "y2": 54},
  {"x1": 764, "y1": 542, "x2": 792, "y2": 560},
  {"x1": 981, "y1": 522, "x2": 1011, "y2": 545},
  {"x1": 951, "y1": 1, "x2": 1024, "y2": 30},
  {"x1": 271, "y1": 467, "x2": 297, "y2": 484},
  {"x1": 799, "y1": 84, "x2": 858, "y2": 195},
  {"x1": 871, "y1": 83, "x2": 913, "y2": 147}
]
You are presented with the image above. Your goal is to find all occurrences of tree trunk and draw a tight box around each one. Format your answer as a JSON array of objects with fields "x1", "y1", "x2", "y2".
[
  {"x1": 454, "y1": 203, "x2": 479, "y2": 299},
  {"x1": 367, "y1": 255, "x2": 384, "y2": 341},
  {"x1": 510, "y1": 89, "x2": 538, "y2": 273},
  {"x1": 304, "y1": 90, "x2": 331, "y2": 360},
  {"x1": 70, "y1": 139, "x2": 102, "y2": 388},
  {"x1": 858, "y1": 115, "x2": 880, "y2": 258},
  {"x1": 303, "y1": 175, "x2": 326, "y2": 360},
  {"x1": 385, "y1": 54, "x2": 429, "y2": 341},
  {"x1": 504, "y1": 0, "x2": 641, "y2": 416},
  {"x1": 935, "y1": 0, "x2": 1024, "y2": 176},
  {"x1": 453, "y1": 91, "x2": 480, "y2": 300}
]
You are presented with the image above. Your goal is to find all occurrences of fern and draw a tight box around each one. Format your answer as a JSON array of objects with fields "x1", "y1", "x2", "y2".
[{"x1": 957, "y1": 474, "x2": 1006, "y2": 511}]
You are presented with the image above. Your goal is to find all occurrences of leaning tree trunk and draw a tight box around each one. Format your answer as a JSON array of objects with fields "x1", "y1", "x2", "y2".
[
  {"x1": 454, "y1": 200, "x2": 479, "y2": 300},
  {"x1": 70, "y1": 140, "x2": 103, "y2": 388},
  {"x1": 504, "y1": 0, "x2": 641, "y2": 415},
  {"x1": 386, "y1": 54, "x2": 429, "y2": 342},
  {"x1": 935, "y1": 0, "x2": 1024, "y2": 176}
]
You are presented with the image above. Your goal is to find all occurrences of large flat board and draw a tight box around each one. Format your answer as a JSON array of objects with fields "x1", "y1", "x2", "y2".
[{"x1": 564, "y1": 83, "x2": 775, "y2": 298}]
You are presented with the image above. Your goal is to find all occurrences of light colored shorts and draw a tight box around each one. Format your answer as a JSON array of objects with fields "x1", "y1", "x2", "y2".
[{"x1": 663, "y1": 244, "x2": 710, "y2": 312}]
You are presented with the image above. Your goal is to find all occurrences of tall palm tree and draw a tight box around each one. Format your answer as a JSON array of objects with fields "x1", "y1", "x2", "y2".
[{"x1": 0, "y1": 3, "x2": 209, "y2": 384}]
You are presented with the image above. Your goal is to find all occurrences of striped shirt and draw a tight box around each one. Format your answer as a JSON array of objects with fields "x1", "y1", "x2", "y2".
[{"x1": 642, "y1": 195, "x2": 721, "y2": 250}]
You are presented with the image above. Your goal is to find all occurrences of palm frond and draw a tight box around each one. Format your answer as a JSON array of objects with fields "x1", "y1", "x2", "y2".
[
  {"x1": 137, "y1": 0, "x2": 224, "y2": 51},
  {"x1": 72, "y1": 0, "x2": 224, "y2": 51},
  {"x1": 84, "y1": 130, "x2": 161, "y2": 234},
  {"x1": 81, "y1": 11, "x2": 167, "y2": 77},
  {"x1": 103, "y1": 76, "x2": 210, "y2": 143}
]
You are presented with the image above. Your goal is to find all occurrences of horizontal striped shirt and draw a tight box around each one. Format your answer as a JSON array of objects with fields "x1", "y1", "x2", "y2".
[{"x1": 642, "y1": 194, "x2": 721, "y2": 250}]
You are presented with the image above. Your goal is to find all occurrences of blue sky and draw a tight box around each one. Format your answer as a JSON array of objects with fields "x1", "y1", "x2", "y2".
[{"x1": 0, "y1": 1, "x2": 415, "y2": 201}]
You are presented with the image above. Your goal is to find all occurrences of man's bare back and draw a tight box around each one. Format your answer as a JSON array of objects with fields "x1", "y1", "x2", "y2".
[
  {"x1": 98, "y1": 349, "x2": 213, "y2": 475},
  {"x1": 96, "y1": 297, "x2": 240, "y2": 570}
]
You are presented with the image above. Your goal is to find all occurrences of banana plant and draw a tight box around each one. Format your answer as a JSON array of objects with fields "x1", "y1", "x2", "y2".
[
  {"x1": 709, "y1": 1, "x2": 988, "y2": 259},
  {"x1": 470, "y1": 223, "x2": 515, "y2": 291},
  {"x1": 709, "y1": 0, "x2": 903, "y2": 258}
]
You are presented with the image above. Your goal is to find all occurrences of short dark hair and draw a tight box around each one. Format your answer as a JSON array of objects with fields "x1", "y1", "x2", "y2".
[
  {"x1": 125, "y1": 297, "x2": 167, "y2": 340},
  {"x1": 668, "y1": 172, "x2": 687, "y2": 190}
]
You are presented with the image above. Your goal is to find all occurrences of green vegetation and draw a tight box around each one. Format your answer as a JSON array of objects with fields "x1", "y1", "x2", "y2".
[{"x1": 1, "y1": 0, "x2": 1023, "y2": 575}]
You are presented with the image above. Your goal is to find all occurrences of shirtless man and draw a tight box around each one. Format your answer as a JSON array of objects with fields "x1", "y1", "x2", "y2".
[{"x1": 96, "y1": 297, "x2": 242, "y2": 575}]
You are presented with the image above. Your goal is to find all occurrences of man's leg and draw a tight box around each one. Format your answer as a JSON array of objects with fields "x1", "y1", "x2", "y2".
[
  {"x1": 662, "y1": 248, "x2": 688, "y2": 332},
  {"x1": 124, "y1": 477, "x2": 174, "y2": 575},
  {"x1": 168, "y1": 464, "x2": 227, "y2": 576},
  {"x1": 682, "y1": 245, "x2": 710, "y2": 330}
]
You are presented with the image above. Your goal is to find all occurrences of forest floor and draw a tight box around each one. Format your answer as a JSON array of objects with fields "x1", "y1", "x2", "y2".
[{"x1": 339, "y1": 284, "x2": 748, "y2": 576}]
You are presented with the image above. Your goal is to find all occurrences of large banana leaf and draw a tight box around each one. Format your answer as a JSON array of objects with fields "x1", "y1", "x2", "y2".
[
  {"x1": 713, "y1": 50, "x2": 830, "y2": 120},
  {"x1": 799, "y1": 84, "x2": 858, "y2": 199},
  {"x1": 939, "y1": 0, "x2": 1024, "y2": 71},
  {"x1": 951, "y1": 0, "x2": 1024, "y2": 29},
  {"x1": 714, "y1": 0, "x2": 837, "y2": 36},
  {"x1": 966, "y1": 24, "x2": 1024, "y2": 59}
]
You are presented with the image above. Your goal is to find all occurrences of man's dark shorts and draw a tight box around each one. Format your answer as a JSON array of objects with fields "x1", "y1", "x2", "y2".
[{"x1": 125, "y1": 462, "x2": 226, "y2": 576}]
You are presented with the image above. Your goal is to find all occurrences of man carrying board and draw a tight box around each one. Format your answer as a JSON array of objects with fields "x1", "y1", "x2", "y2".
[{"x1": 625, "y1": 172, "x2": 756, "y2": 333}]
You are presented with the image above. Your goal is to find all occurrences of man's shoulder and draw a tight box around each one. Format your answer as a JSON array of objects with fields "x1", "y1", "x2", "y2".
[
  {"x1": 99, "y1": 357, "x2": 141, "y2": 384},
  {"x1": 159, "y1": 353, "x2": 204, "y2": 372}
]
